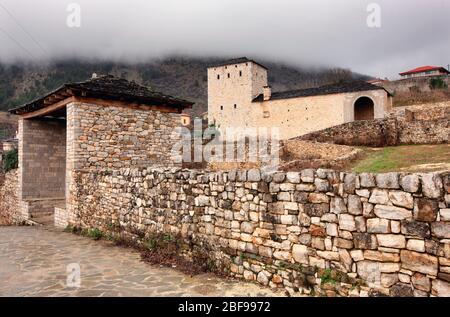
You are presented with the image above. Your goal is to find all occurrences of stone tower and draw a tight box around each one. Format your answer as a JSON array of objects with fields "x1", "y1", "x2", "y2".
[{"x1": 207, "y1": 58, "x2": 268, "y2": 132}]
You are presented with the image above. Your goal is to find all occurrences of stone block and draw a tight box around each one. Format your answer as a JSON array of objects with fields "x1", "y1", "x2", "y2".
[
  {"x1": 377, "y1": 234, "x2": 406, "y2": 249},
  {"x1": 400, "y1": 174, "x2": 420, "y2": 193},
  {"x1": 376, "y1": 173, "x2": 399, "y2": 189},
  {"x1": 339, "y1": 214, "x2": 356, "y2": 232},
  {"x1": 414, "y1": 198, "x2": 439, "y2": 222},
  {"x1": 400, "y1": 250, "x2": 438, "y2": 276},
  {"x1": 369, "y1": 189, "x2": 389, "y2": 205},
  {"x1": 292, "y1": 244, "x2": 308, "y2": 264},
  {"x1": 389, "y1": 191, "x2": 413, "y2": 209},
  {"x1": 421, "y1": 174, "x2": 443, "y2": 199},
  {"x1": 374, "y1": 205, "x2": 412, "y2": 220},
  {"x1": 367, "y1": 218, "x2": 390, "y2": 233},
  {"x1": 431, "y1": 222, "x2": 450, "y2": 239}
]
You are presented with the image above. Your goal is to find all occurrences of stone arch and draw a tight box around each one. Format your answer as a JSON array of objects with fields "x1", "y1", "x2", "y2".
[{"x1": 354, "y1": 96, "x2": 375, "y2": 121}]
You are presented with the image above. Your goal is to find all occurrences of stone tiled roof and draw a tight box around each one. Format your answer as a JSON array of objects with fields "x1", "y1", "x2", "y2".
[
  {"x1": 252, "y1": 81, "x2": 392, "y2": 102},
  {"x1": 208, "y1": 57, "x2": 268, "y2": 70},
  {"x1": 9, "y1": 75, "x2": 194, "y2": 115}
]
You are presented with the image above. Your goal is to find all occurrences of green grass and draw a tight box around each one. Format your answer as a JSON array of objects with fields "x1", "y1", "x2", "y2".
[
  {"x1": 320, "y1": 269, "x2": 337, "y2": 285},
  {"x1": 350, "y1": 144, "x2": 450, "y2": 173}
]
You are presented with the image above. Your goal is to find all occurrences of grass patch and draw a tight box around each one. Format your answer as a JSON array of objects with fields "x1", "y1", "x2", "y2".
[
  {"x1": 350, "y1": 144, "x2": 450, "y2": 173},
  {"x1": 86, "y1": 228, "x2": 103, "y2": 240},
  {"x1": 320, "y1": 269, "x2": 338, "y2": 285}
]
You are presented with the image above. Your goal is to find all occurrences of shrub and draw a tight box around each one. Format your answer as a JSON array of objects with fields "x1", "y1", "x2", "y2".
[
  {"x1": 429, "y1": 77, "x2": 448, "y2": 90},
  {"x1": 2, "y1": 148, "x2": 18, "y2": 172},
  {"x1": 87, "y1": 228, "x2": 103, "y2": 240}
]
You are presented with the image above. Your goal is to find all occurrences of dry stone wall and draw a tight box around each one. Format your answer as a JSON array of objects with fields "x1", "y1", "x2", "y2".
[
  {"x1": 298, "y1": 105, "x2": 449, "y2": 147},
  {"x1": 297, "y1": 119, "x2": 399, "y2": 147},
  {"x1": 68, "y1": 167, "x2": 450, "y2": 297},
  {"x1": 0, "y1": 169, "x2": 20, "y2": 225}
]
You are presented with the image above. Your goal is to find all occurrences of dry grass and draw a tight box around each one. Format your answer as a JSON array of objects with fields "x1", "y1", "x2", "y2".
[
  {"x1": 393, "y1": 90, "x2": 450, "y2": 108},
  {"x1": 349, "y1": 144, "x2": 450, "y2": 173}
]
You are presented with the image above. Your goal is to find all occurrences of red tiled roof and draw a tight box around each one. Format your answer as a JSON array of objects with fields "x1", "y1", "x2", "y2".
[{"x1": 399, "y1": 66, "x2": 449, "y2": 76}]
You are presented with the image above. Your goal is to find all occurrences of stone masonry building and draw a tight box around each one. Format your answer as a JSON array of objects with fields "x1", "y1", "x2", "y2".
[
  {"x1": 8, "y1": 75, "x2": 193, "y2": 224},
  {"x1": 207, "y1": 58, "x2": 393, "y2": 140}
]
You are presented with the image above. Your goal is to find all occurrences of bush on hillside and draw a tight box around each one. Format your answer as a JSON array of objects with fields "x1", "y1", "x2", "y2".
[
  {"x1": 3, "y1": 148, "x2": 18, "y2": 172},
  {"x1": 429, "y1": 77, "x2": 448, "y2": 90}
]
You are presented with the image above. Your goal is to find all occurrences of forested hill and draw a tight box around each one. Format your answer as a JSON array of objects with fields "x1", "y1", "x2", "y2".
[{"x1": 0, "y1": 56, "x2": 369, "y2": 116}]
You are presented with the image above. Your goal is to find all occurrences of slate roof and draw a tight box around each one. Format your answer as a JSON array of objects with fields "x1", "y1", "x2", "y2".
[
  {"x1": 252, "y1": 81, "x2": 392, "y2": 102},
  {"x1": 208, "y1": 57, "x2": 268, "y2": 70},
  {"x1": 9, "y1": 75, "x2": 194, "y2": 115}
]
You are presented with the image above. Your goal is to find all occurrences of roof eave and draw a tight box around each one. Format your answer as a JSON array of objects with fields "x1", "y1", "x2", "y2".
[{"x1": 8, "y1": 84, "x2": 72, "y2": 115}]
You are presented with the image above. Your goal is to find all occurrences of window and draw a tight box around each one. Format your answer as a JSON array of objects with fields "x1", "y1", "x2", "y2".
[
  {"x1": 217, "y1": 75, "x2": 220, "y2": 80},
  {"x1": 239, "y1": 71, "x2": 242, "y2": 77},
  {"x1": 227, "y1": 73, "x2": 230, "y2": 78},
  {"x1": 234, "y1": 104, "x2": 237, "y2": 109},
  {"x1": 220, "y1": 106, "x2": 224, "y2": 110}
]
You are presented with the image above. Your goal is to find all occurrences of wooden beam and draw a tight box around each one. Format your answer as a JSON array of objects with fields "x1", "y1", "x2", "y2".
[
  {"x1": 20, "y1": 95, "x2": 188, "y2": 119},
  {"x1": 20, "y1": 97, "x2": 75, "y2": 119}
]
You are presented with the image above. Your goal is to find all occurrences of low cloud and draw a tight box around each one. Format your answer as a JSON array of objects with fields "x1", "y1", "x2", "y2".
[{"x1": 0, "y1": 0, "x2": 448, "y2": 78}]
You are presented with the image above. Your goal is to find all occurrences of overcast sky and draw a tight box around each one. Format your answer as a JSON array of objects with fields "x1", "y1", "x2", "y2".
[{"x1": 0, "y1": 0, "x2": 449, "y2": 79}]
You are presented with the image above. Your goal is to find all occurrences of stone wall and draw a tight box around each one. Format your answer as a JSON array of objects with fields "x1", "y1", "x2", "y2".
[
  {"x1": 65, "y1": 102, "x2": 183, "y2": 226},
  {"x1": 297, "y1": 118, "x2": 399, "y2": 147},
  {"x1": 66, "y1": 102, "x2": 181, "y2": 172},
  {"x1": 67, "y1": 167, "x2": 450, "y2": 297},
  {"x1": 382, "y1": 76, "x2": 450, "y2": 94},
  {"x1": 398, "y1": 120, "x2": 450, "y2": 145},
  {"x1": 298, "y1": 108, "x2": 449, "y2": 147},
  {"x1": 0, "y1": 169, "x2": 20, "y2": 225}
]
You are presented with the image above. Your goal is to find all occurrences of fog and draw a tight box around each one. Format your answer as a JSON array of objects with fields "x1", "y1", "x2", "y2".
[{"x1": 0, "y1": 0, "x2": 449, "y2": 78}]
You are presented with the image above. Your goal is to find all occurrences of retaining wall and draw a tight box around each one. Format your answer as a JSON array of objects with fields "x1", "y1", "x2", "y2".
[
  {"x1": 66, "y1": 167, "x2": 450, "y2": 297},
  {"x1": 0, "y1": 170, "x2": 21, "y2": 225},
  {"x1": 298, "y1": 106, "x2": 449, "y2": 147}
]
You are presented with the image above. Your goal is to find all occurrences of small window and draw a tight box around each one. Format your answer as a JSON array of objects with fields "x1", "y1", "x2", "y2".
[
  {"x1": 227, "y1": 73, "x2": 230, "y2": 78},
  {"x1": 220, "y1": 106, "x2": 224, "y2": 110},
  {"x1": 239, "y1": 71, "x2": 242, "y2": 77},
  {"x1": 217, "y1": 75, "x2": 220, "y2": 80},
  {"x1": 234, "y1": 104, "x2": 237, "y2": 109}
]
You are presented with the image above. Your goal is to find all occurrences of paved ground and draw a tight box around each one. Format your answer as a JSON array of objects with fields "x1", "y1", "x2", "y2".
[{"x1": 0, "y1": 226, "x2": 282, "y2": 297}]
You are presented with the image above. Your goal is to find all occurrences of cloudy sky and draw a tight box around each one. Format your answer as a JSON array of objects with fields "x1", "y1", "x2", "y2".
[{"x1": 0, "y1": 0, "x2": 449, "y2": 79}]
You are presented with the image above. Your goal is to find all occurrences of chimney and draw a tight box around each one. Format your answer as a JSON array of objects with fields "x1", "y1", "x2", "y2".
[{"x1": 263, "y1": 86, "x2": 272, "y2": 101}]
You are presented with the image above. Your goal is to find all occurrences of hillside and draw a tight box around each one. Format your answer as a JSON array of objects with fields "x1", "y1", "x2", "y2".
[
  {"x1": 0, "y1": 112, "x2": 17, "y2": 140},
  {"x1": 0, "y1": 56, "x2": 369, "y2": 116}
]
